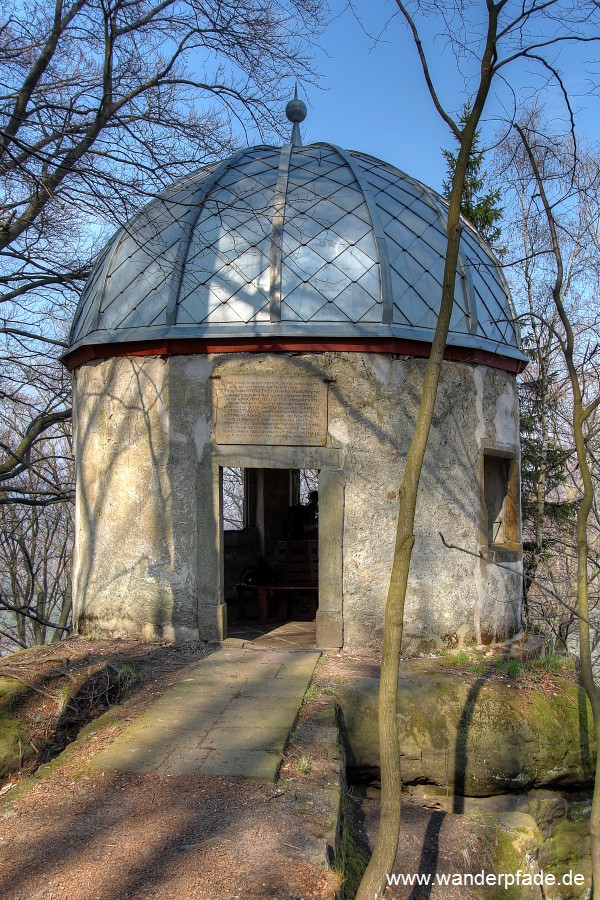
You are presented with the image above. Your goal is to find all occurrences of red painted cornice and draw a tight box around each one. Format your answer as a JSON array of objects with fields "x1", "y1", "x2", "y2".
[{"x1": 62, "y1": 337, "x2": 526, "y2": 374}]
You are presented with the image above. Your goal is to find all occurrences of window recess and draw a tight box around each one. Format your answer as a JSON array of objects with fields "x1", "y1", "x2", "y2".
[{"x1": 483, "y1": 453, "x2": 520, "y2": 549}]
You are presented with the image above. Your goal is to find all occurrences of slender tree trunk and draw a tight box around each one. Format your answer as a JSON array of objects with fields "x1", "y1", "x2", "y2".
[
  {"x1": 525, "y1": 355, "x2": 549, "y2": 628},
  {"x1": 516, "y1": 122, "x2": 600, "y2": 895},
  {"x1": 356, "y1": 118, "x2": 483, "y2": 899},
  {"x1": 51, "y1": 580, "x2": 72, "y2": 643},
  {"x1": 354, "y1": 7, "x2": 501, "y2": 890},
  {"x1": 33, "y1": 590, "x2": 45, "y2": 645},
  {"x1": 575, "y1": 432, "x2": 600, "y2": 895},
  {"x1": 534, "y1": 362, "x2": 549, "y2": 554}
]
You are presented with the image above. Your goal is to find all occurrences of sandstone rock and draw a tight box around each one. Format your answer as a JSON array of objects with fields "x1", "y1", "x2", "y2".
[
  {"x1": 335, "y1": 664, "x2": 596, "y2": 796},
  {"x1": 485, "y1": 811, "x2": 542, "y2": 900},
  {"x1": 536, "y1": 805, "x2": 592, "y2": 899},
  {"x1": 456, "y1": 792, "x2": 591, "y2": 899},
  {"x1": 0, "y1": 678, "x2": 33, "y2": 780}
]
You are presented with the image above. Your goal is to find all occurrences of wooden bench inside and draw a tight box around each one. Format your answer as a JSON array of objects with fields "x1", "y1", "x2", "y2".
[
  {"x1": 234, "y1": 541, "x2": 318, "y2": 623},
  {"x1": 256, "y1": 540, "x2": 318, "y2": 624}
]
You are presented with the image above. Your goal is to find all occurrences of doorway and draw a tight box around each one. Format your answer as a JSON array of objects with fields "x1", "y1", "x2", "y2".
[
  {"x1": 221, "y1": 467, "x2": 320, "y2": 643},
  {"x1": 201, "y1": 445, "x2": 343, "y2": 649}
]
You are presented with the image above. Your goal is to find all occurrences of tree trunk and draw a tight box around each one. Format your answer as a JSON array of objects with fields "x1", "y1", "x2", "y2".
[
  {"x1": 573, "y1": 420, "x2": 600, "y2": 895},
  {"x1": 355, "y1": 127, "x2": 479, "y2": 899},
  {"x1": 516, "y1": 121, "x2": 600, "y2": 895},
  {"x1": 51, "y1": 581, "x2": 72, "y2": 643}
]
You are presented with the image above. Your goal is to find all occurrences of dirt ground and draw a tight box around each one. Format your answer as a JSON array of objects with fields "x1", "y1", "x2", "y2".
[
  {"x1": 1, "y1": 769, "x2": 341, "y2": 900},
  {"x1": 0, "y1": 638, "x2": 563, "y2": 899},
  {"x1": 0, "y1": 638, "x2": 342, "y2": 900},
  {"x1": 0, "y1": 638, "x2": 215, "y2": 774},
  {"x1": 348, "y1": 789, "x2": 495, "y2": 900}
]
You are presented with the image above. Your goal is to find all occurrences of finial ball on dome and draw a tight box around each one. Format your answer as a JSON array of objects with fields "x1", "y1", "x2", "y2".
[{"x1": 286, "y1": 97, "x2": 307, "y2": 124}]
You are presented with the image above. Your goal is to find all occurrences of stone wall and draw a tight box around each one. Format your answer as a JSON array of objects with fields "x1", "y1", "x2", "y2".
[
  {"x1": 72, "y1": 356, "x2": 198, "y2": 642},
  {"x1": 72, "y1": 350, "x2": 522, "y2": 650}
]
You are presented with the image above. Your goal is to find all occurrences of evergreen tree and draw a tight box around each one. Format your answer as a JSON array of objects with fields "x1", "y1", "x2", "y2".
[
  {"x1": 518, "y1": 346, "x2": 579, "y2": 641},
  {"x1": 442, "y1": 105, "x2": 503, "y2": 249}
]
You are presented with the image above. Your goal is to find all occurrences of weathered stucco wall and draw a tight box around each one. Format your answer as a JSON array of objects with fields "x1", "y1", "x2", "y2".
[
  {"x1": 72, "y1": 357, "x2": 200, "y2": 642},
  {"x1": 72, "y1": 351, "x2": 522, "y2": 650}
]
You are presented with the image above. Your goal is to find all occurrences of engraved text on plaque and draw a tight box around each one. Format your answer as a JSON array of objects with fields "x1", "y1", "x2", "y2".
[{"x1": 215, "y1": 376, "x2": 327, "y2": 446}]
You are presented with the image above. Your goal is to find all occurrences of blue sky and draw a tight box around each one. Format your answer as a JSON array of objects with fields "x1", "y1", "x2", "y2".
[{"x1": 294, "y1": 1, "x2": 600, "y2": 194}]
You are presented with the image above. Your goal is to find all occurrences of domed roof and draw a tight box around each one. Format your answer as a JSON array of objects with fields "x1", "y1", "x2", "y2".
[{"x1": 66, "y1": 141, "x2": 526, "y2": 370}]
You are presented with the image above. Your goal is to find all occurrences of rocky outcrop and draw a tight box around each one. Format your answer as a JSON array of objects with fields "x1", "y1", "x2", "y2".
[
  {"x1": 335, "y1": 663, "x2": 595, "y2": 796},
  {"x1": 452, "y1": 794, "x2": 592, "y2": 900},
  {"x1": 330, "y1": 661, "x2": 593, "y2": 899},
  {"x1": 0, "y1": 678, "x2": 34, "y2": 780}
]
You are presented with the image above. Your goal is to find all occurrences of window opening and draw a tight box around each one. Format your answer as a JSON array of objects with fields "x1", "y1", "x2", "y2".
[
  {"x1": 483, "y1": 454, "x2": 519, "y2": 547},
  {"x1": 299, "y1": 469, "x2": 319, "y2": 504},
  {"x1": 222, "y1": 466, "x2": 244, "y2": 531}
]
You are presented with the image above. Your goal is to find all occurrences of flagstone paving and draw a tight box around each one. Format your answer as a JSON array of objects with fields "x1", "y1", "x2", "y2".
[
  {"x1": 226, "y1": 619, "x2": 317, "y2": 650},
  {"x1": 88, "y1": 646, "x2": 319, "y2": 781}
]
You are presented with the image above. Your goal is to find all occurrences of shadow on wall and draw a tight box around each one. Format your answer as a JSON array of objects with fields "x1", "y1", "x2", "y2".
[
  {"x1": 74, "y1": 356, "x2": 176, "y2": 638},
  {"x1": 452, "y1": 647, "x2": 514, "y2": 815},
  {"x1": 74, "y1": 348, "x2": 521, "y2": 646}
]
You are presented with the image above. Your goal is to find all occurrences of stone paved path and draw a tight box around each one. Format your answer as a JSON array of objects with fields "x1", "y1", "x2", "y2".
[
  {"x1": 226, "y1": 620, "x2": 317, "y2": 650},
  {"x1": 88, "y1": 646, "x2": 319, "y2": 782}
]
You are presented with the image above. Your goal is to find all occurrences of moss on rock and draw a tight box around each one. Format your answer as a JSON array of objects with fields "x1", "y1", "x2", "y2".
[
  {"x1": 537, "y1": 814, "x2": 592, "y2": 898},
  {"x1": 0, "y1": 678, "x2": 34, "y2": 780},
  {"x1": 334, "y1": 661, "x2": 595, "y2": 796},
  {"x1": 484, "y1": 812, "x2": 541, "y2": 900}
]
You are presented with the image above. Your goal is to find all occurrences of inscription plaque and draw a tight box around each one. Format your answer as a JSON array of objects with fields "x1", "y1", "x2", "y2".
[{"x1": 215, "y1": 376, "x2": 327, "y2": 446}]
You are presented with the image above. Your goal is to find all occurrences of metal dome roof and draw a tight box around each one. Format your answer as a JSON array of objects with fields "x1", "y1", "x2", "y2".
[{"x1": 67, "y1": 142, "x2": 526, "y2": 368}]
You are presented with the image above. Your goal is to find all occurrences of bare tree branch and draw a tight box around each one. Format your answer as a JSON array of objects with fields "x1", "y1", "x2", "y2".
[{"x1": 0, "y1": 409, "x2": 72, "y2": 479}]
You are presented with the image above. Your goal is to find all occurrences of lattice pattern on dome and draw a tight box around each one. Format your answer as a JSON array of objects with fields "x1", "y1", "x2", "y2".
[
  {"x1": 354, "y1": 151, "x2": 518, "y2": 347},
  {"x1": 68, "y1": 142, "x2": 525, "y2": 366},
  {"x1": 280, "y1": 146, "x2": 381, "y2": 324},
  {"x1": 178, "y1": 148, "x2": 280, "y2": 326},
  {"x1": 70, "y1": 162, "x2": 222, "y2": 343}
]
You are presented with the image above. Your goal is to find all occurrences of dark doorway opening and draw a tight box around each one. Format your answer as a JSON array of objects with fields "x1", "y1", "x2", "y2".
[{"x1": 221, "y1": 468, "x2": 319, "y2": 642}]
